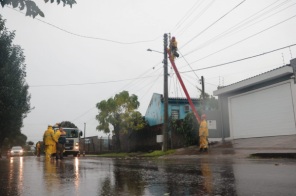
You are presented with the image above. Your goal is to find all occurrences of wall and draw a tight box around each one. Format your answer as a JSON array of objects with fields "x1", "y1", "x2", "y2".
[
  {"x1": 120, "y1": 125, "x2": 162, "y2": 152},
  {"x1": 145, "y1": 93, "x2": 200, "y2": 126},
  {"x1": 217, "y1": 66, "x2": 294, "y2": 139},
  {"x1": 204, "y1": 110, "x2": 222, "y2": 138},
  {"x1": 80, "y1": 136, "x2": 112, "y2": 154},
  {"x1": 145, "y1": 93, "x2": 163, "y2": 126}
]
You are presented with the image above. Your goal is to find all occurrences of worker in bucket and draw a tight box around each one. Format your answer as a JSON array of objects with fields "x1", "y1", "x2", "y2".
[
  {"x1": 43, "y1": 125, "x2": 56, "y2": 160},
  {"x1": 169, "y1": 36, "x2": 179, "y2": 60},
  {"x1": 199, "y1": 114, "x2": 209, "y2": 152}
]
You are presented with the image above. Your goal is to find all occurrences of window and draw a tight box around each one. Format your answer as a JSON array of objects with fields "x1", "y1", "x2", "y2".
[
  {"x1": 184, "y1": 105, "x2": 190, "y2": 113},
  {"x1": 171, "y1": 110, "x2": 179, "y2": 120}
]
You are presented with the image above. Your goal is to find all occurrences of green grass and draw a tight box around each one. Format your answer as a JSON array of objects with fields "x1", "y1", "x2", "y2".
[
  {"x1": 96, "y1": 152, "x2": 129, "y2": 157},
  {"x1": 141, "y1": 150, "x2": 175, "y2": 157},
  {"x1": 94, "y1": 150, "x2": 176, "y2": 158}
]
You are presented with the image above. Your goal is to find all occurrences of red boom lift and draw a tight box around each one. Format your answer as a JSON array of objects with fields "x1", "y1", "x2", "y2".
[{"x1": 167, "y1": 48, "x2": 201, "y2": 124}]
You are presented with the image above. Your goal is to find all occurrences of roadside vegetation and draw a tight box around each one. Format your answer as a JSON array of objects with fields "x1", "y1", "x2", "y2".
[{"x1": 96, "y1": 149, "x2": 176, "y2": 158}]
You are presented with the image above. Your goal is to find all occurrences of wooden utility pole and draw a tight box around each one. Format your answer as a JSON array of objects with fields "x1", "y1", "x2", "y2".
[
  {"x1": 83, "y1": 123, "x2": 86, "y2": 156},
  {"x1": 163, "y1": 33, "x2": 168, "y2": 151}
]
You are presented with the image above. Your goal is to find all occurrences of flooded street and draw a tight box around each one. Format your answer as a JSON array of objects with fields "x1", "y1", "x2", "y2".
[{"x1": 0, "y1": 156, "x2": 296, "y2": 196}]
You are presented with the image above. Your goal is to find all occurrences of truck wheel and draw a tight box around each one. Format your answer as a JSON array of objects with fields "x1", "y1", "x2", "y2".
[{"x1": 73, "y1": 153, "x2": 78, "y2": 157}]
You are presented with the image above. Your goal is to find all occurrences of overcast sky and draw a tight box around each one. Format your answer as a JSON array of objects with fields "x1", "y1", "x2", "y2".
[{"x1": 1, "y1": 0, "x2": 296, "y2": 143}]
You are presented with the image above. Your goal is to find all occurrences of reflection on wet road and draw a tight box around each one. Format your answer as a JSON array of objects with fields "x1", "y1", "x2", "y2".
[{"x1": 0, "y1": 156, "x2": 295, "y2": 195}]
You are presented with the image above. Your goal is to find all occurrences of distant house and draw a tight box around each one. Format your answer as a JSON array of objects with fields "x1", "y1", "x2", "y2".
[
  {"x1": 213, "y1": 58, "x2": 296, "y2": 139},
  {"x1": 145, "y1": 93, "x2": 201, "y2": 126}
]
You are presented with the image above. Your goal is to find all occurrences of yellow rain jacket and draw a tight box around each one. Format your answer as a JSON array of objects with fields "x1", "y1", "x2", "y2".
[
  {"x1": 170, "y1": 39, "x2": 177, "y2": 49},
  {"x1": 54, "y1": 130, "x2": 61, "y2": 143},
  {"x1": 199, "y1": 119, "x2": 208, "y2": 137},
  {"x1": 43, "y1": 125, "x2": 57, "y2": 157},
  {"x1": 43, "y1": 126, "x2": 56, "y2": 145},
  {"x1": 199, "y1": 119, "x2": 209, "y2": 149}
]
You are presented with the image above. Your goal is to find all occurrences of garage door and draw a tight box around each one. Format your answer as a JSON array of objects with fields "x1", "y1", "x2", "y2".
[{"x1": 229, "y1": 82, "x2": 296, "y2": 139}]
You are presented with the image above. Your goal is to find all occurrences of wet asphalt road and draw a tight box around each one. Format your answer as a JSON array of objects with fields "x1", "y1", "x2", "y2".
[{"x1": 0, "y1": 155, "x2": 296, "y2": 196}]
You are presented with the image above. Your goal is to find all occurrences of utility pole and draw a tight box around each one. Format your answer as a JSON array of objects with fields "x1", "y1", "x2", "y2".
[
  {"x1": 163, "y1": 33, "x2": 168, "y2": 151},
  {"x1": 83, "y1": 122, "x2": 86, "y2": 156},
  {"x1": 201, "y1": 76, "x2": 205, "y2": 112}
]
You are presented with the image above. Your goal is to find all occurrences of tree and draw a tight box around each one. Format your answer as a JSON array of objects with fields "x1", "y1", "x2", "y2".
[
  {"x1": 169, "y1": 112, "x2": 199, "y2": 148},
  {"x1": 199, "y1": 91, "x2": 218, "y2": 111},
  {"x1": 206, "y1": 95, "x2": 218, "y2": 110},
  {"x1": 0, "y1": 16, "x2": 31, "y2": 156},
  {"x1": 60, "y1": 121, "x2": 77, "y2": 128},
  {"x1": 96, "y1": 91, "x2": 145, "y2": 151},
  {"x1": 0, "y1": 0, "x2": 76, "y2": 18}
]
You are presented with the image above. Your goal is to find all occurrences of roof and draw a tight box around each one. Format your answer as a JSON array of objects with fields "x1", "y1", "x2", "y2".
[
  {"x1": 168, "y1": 97, "x2": 199, "y2": 101},
  {"x1": 155, "y1": 93, "x2": 200, "y2": 103},
  {"x1": 213, "y1": 65, "x2": 294, "y2": 96}
]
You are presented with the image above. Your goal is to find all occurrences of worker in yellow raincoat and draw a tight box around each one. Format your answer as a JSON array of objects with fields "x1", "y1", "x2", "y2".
[
  {"x1": 169, "y1": 36, "x2": 179, "y2": 60},
  {"x1": 199, "y1": 114, "x2": 209, "y2": 152},
  {"x1": 54, "y1": 125, "x2": 65, "y2": 160},
  {"x1": 43, "y1": 125, "x2": 56, "y2": 160},
  {"x1": 36, "y1": 141, "x2": 41, "y2": 157}
]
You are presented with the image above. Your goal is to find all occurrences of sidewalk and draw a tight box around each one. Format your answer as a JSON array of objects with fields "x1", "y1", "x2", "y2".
[
  {"x1": 165, "y1": 135, "x2": 296, "y2": 159},
  {"x1": 230, "y1": 135, "x2": 296, "y2": 158}
]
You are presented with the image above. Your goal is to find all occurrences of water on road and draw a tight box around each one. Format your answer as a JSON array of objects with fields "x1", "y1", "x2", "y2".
[{"x1": 0, "y1": 156, "x2": 295, "y2": 196}]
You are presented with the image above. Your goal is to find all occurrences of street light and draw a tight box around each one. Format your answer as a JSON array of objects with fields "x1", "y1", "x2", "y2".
[{"x1": 147, "y1": 48, "x2": 163, "y2": 54}]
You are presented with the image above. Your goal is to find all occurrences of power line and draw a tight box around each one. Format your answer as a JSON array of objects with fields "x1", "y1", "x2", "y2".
[
  {"x1": 30, "y1": 43, "x2": 296, "y2": 88},
  {"x1": 29, "y1": 75, "x2": 159, "y2": 87},
  {"x1": 180, "y1": 43, "x2": 296, "y2": 73},
  {"x1": 180, "y1": 0, "x2": 246, "y2": 49},
  {"x1": 138, "y1": 71, "x2": 163, "y2": 102},
  {"x1": 175, "y1": 0, "x2": 215, "y2": 37},
  {"x1": 114, "y1": 64, "x2": 161, "y2": 92},
  {"x1": 178, "y1": 49, "x2": 200, "y2": 80},
  {"x1": 133, "y1": 67, "x2": 163, "y2": 93},
  {"x1": 189, "y1": 13, "x2": 296, "y2": 65},
  {"x1": 8, "y1": 6, "x2": 161, "y2": 45},
  {"x1": 172, "y1": 0, "x2": 204, "y2": 31},
  {"x1": 72, "y1": 107, "x2": 96, "y2": 122},
  {"x1": 183, "y1": 0, "x2": 292, "y2": 57}
]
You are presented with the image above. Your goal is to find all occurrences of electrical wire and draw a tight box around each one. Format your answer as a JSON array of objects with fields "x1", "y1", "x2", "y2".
[
  {"x1": 178, "y1": 49, "x2": 200, "y2": 80},
  {"x1": 175, "y1": 0, "x2": 215, "y2": 37},
  {"x1": 180, "y1": 0, "x2": 246, "y2": 49},
  {"x1": 29, "y1": 43, "x2": 296, "y2": 90},
  {"x1": 114, "y1": 64, "x2": 162, "y2": 93},
  {"x1": 138, "y1": 71, "x2": 163, "y2": 102},
  {"x1": 172, "y1": 0, "x2": 204, "y2": 32},
  {"x1": 183, "y1": 0, "x2": 292, "y2": 57},
  {"x1": 8, "y1": 6, "x2": 161, "y2": 45},
  {"x1": 181, "y1": 43, "x2": 296, "y2": 73},
  {"x1": 133, "y1": 67, "x2": 163, "y2": 93},
  {"x1": 189, "y1": 14, "x2": 296, "y2": 65},
  {"x1": 29, "y1": 74, "x2": 159, "y2": 87},
  {"x1": 72, "y1": 107, "x2": 96, "y2": 122},
  {"x1": 71, "y1": 67, "x2": 163, "y2": 122}
]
